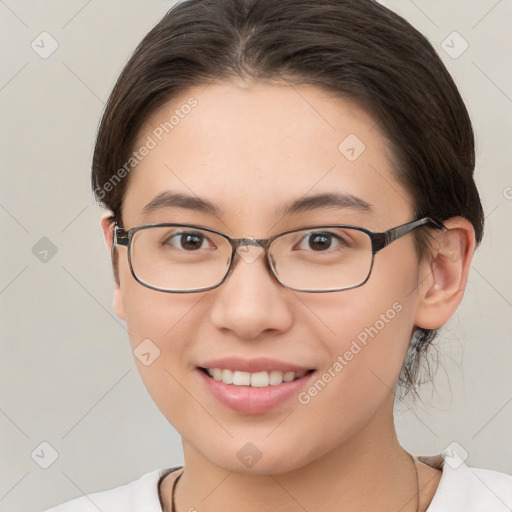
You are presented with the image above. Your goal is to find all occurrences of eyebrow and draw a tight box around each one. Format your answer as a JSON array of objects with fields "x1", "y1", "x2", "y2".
[
  {"x1": 142, "y1": 192, "x2": 221, "y2": 217},
  {"x1": 277, "y1": 192, "x2": 372, "y2": 217},
  {"x1": 141, "y1": 191, "x2": 372, "y2": 218}
]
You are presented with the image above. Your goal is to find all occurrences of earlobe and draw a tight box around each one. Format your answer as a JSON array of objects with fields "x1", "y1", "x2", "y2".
[
  {"x1": 414, "y1": 217, "x2": 476, "y2": 330},
  {"x1": 100, "y1": 211, "x2": 126, "y2": 321},
  {"x1": 112, "y1": 285, "x2": 126, "y2": 321}
]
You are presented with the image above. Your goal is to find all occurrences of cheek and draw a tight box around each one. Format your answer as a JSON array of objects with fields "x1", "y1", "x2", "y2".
[
  {"x1": 120, "y1": 284, "x2": 206, "y2": 432},
  {"x1": 117, "y1": 258, "x2": 198, "y2": 386},
  {"x1": 121, "y1": 282, "x2": 206, "y2": 370},
  {"x1": 299, "y1": 251, "x2": 419, "y2": 402},
  {"x1": 117, "y1": 254, "x2": 200, "y2": 346}
]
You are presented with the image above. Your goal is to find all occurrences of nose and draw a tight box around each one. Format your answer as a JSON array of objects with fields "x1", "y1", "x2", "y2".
[{"x1": 208, "y1": 244, "x2": 294, "y2": 340}]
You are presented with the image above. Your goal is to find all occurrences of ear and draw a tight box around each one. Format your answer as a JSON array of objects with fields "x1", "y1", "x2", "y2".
[
  {"x1": 101, "y1": 211, "x2": 126, "y2": 321},
  {"x1": 414, "y1": 217, "x2": 476, "y2": 330}
]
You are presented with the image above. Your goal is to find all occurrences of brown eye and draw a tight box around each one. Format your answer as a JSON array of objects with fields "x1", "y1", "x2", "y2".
[
  {"x1": 296, "y1": 231, "x2": 347, "y2": 252},
  {"x1": 163, "y1": 231, "x2": 211, "y2": 251}
]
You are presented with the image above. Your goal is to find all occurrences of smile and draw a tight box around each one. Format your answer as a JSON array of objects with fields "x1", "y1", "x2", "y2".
[{"x1": 200, "y1": 368, "x2": 312, "y2": 387}]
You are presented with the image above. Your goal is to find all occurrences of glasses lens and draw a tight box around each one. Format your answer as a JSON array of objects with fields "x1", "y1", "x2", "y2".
[
  {"x1": 270, "y1": 227, "x2": 373, "y2": 291},
  {"x1": 130, "y1": 226, "x2": 232, "y2": 291}
]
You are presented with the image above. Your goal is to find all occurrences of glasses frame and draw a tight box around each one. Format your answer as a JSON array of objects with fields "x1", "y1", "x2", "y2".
[{"x1": 112, "y1": 216, "x2": 446, "y2": 293}]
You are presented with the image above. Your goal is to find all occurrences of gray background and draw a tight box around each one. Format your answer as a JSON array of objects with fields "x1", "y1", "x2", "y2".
[{"x1": 0, "y1": 0, "x2": 511, "y2": 510}]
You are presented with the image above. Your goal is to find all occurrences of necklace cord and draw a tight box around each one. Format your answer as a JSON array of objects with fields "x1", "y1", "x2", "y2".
[{"x1": 410, "y1": 453, "x2": 420, "y2": 512}]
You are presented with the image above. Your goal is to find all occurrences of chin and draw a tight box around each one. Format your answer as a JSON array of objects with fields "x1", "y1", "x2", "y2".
[{"x1": 201, "y1": 440, "x2": 313, "y2": 476}]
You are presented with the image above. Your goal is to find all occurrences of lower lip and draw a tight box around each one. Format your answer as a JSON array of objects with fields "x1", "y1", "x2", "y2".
[{"x1": 198, "y1": 369, "x2": 315, "y2": 415}]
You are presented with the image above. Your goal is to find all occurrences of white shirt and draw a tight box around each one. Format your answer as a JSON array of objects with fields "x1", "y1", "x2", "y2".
[{"x1": 45, "y1": 453, "x2": 512, "y2": 511}]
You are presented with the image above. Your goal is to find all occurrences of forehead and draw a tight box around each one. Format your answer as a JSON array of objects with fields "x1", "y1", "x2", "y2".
[{"x1": 123, "y1": 80, "x2": 413, "y2": 231}]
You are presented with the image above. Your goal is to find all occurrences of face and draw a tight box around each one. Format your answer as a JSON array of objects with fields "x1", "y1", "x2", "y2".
[{"x1": 108, "y1": 80, "x2": 431, "y2": 474}]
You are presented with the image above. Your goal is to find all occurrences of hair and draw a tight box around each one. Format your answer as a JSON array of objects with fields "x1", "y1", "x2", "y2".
[{"x1": 91, "y1": 0, "x2": 484, "y2": 396}]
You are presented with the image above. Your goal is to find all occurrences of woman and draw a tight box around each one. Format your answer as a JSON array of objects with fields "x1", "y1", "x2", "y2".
[{"x1": 46, "y1": 0, "x2": 512, "y2": 510}]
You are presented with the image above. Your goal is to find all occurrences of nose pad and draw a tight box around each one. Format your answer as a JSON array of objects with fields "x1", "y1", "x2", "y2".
[
  {"x1": 222, "y1": 237, "x2": 279, "y2": 288},
  {"x1": 235, "y1": 237, "x2": 265, "y2": 265}
]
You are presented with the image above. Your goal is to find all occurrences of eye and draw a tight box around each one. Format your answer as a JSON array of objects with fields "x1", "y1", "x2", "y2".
[
  {"x1": 296, "y1": 231, "x2": 348, "y2": 252},
  {"x1": 162, "y1": 230, "x2": 214, "y2": 251}
]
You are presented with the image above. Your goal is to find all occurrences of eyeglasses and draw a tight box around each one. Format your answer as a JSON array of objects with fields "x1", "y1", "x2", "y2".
[{"x1": 112, "y1": 217, "x2": 445, "y2": 293}]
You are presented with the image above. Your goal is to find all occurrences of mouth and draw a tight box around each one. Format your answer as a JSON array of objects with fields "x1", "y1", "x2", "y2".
[
  {"x1": 196, "y1": 357, "x2": 317, "y2": 414},
  {"x1": 199, "y1": 367, "x2": 315, "y2": 387}
]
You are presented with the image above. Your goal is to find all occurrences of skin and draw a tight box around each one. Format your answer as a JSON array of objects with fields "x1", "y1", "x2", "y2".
[{"x1": 101, "y1": 80, "x2": 475, "y2": 512}]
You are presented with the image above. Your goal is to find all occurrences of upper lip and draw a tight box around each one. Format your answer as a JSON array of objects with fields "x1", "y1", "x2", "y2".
[{"x1": 198, "y1": 357, "x2": 314, "y2": 373}]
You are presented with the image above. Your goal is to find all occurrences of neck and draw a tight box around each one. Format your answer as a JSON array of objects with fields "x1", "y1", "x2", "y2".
[{"x1": 167, "y1": 397, "x2": 419, "y2": 512}]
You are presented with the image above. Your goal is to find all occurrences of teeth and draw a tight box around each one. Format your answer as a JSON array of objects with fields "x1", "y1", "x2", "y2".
[
  {"x1": 205, "y1": 368, "x2": 308, "y2": 387},
  {"x1": 269, "y1": 370, "x2": 283, "y2": 385},
  {"x1": 233, "y1": 371, "x2": 251, "y2": 386},
  {"x1": 250, "y1": 371, "x2": 269, "y2": 387},
  {"x1": 221, "y1": 369, "x2": 234, "y2": 384}
]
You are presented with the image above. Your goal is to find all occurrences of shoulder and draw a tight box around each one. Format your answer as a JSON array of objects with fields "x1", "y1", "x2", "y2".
[
  {"x1": 420, "y1": 453, "x2": 512, "y2": 512},
  {"x1": 43, "y1": 467, "x2": 183, "y2": 512}
]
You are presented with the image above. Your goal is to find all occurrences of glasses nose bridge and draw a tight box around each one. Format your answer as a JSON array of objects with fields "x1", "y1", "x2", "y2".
[
  {"x1": 225, "y1": 236, "x2": 276, "y2": 282},
  {"x1": 230, "y1": 236, "x2": 272, "y2": 252}
]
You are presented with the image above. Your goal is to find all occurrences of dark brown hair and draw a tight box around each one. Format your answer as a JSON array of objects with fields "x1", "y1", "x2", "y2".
[{"x1": 91, "y1": 0, "x2": 484, "y2": 396}]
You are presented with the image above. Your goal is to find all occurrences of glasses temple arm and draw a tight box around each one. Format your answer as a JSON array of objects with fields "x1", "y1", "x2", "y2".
[
  {"x1": 371, "y1": 217, "x2": 447, "y2": 253},
  {"x1": 113, "y1": 225, "x2": 130, "y2": 247}
]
